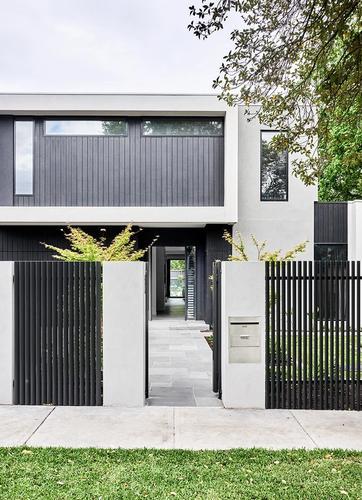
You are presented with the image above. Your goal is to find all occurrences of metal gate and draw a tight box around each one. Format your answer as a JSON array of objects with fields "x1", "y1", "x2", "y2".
[
  {"x1": 185, "y1": 246, "x2": 197, "y2": 320},
  {"x1": 212, "y1": 261, "x2": 222, "y2": 396},
  {"x1": 14, "y1": 261, "x2": 102, "y2": 406},
  {"x1": 266, "y1": 261, "x2": 361, "y2": 410}
]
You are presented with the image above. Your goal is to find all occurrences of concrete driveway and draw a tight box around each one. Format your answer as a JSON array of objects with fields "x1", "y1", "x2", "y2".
[{"x1": 0, "y1": 405, "x2": 361, "y2": 450}]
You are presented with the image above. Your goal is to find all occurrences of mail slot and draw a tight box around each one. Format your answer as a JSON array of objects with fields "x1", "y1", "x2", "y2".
[{"x1": 228, "y1": 316, "x2": 261, "y2": 363}]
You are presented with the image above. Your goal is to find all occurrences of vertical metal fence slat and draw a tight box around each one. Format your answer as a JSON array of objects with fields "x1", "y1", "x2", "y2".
[
  {"x1": 79, "y1": 262, "x2": 85, "y2": 405},
  {"x1": 340, "y1": 260, "x2": 345, "y2": 409},
  {"x1": 84, "y1": 263, "x2": 90, "y2": 406},
  {"x1": 356, "y1": 262, "x2": 361, "y2": 410},
  {"x1": 89, "y1": 263, "x2": 95, "y2": 405},
  {"x1": 318, "y1": 261, "x2": 324, "y2": 409},
  {"x1": 292, "y1": 261, "x2": 297, "y2": 408},
  {"x1": 270, "y1": 262, "x2": 275, "y2": 408},
  {"x1": 286, "y1": 261, "x2": 292, "y2": 408},
  {"x1": 324, "y1": 260, "x2": 329, "y2": 410},
  {"x1": 24, "y1": 262, "x2": 31, "y2": 405},
  {"x1": 40, "y1": 262, "x2": 47, "y2": 404},
  {"x1": 302, "y1": 261, "x2": 308, "y2": 408},
  {"x1": 313, "y1": 262, "x2": 318, "y2": 409},
  {"x1": 34, "y1": 262, "x2": 41, "y2": 405},
  {"x1": 345, "y1": 262, "x2": 350, "y2": 409},
  {"x1": 351, "y1": 261, "x2": 356, "y2": 410},
  {"x1": 308, "y1": 261, "x2": 313, "y2": 409},
  {"x1": 68, "y1": 263, "x2": 75, "y2": 406},
  {"x1": 330, "y1": 261, "x2": 335, "y2": 409},
  {"x1": 297, "y1": 261, "x2": 302, "y2": 408},
  {"x1": 57, "y1": 262, "x2": 63, "y2": 405},
  {"x1": 63, "y1": 263, "x2": 69, "y2": 405},
  {"x1": 95, "y1": 263, "x2": 102, "y2": 405},
  {"x1": 281, "y1": 262, "x2": 286, "y2": 409},
  {"x1": 74, "y1": 263, "x2": 80, "y2": 406},
  {"x1": 46, "y1": 262, "x2": 52, "y2": 404},
  {"x1": 335, "y1": 261, "x2": 340, "y2": 409},
  {"x1": 14, "y1": 263, "x2": 20, "y2": 404},
  {"x1": 265, "y1": 262, "x2": 270, "y2": 408}
]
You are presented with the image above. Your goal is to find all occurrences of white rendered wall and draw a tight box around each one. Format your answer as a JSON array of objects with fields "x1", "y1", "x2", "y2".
[
  {"x1": 221, "y1": 261, "x2": 265, "y2": 408},
  {"x1": 235, "y1": 107, "x2": 317, "y2": 259},
  {"x1": 348, "y1": 200, "x2": 362, "y2": 260},
  {"x1": 103, "y1": 262, "x2": 146, "y2": 407},
  {"x1": 0, "y1": 262, "x2": 14, "y2": 404}
]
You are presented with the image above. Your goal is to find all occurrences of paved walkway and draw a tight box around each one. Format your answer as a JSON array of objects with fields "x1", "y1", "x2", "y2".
[
  {"x1": 0, "y1": 406, "x2": 361, "y2": 450},
  {"x1": 148, "y1": 317, "x2": 221, "y2": 407}
]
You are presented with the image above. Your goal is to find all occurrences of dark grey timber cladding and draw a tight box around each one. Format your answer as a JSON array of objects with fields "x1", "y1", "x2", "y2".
[
  {"x1": 15, "y1": 118, "x2": 224, "y2": 207},
  {"x1": 0, "y1": 117, "x2": 14, "y2": 205},
  {"x1": 14, "y1": 261, "x2": 102, "y2": 405},
  {"x1": 314, "y1": 202, "x2": 347, "y2": 243}
]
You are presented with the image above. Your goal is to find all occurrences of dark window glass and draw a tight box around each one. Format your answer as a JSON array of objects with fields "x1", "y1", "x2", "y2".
[
  {"x1": 314, "y1": 244, "x2": 348, "y2": 261},
  {"x1": 142, "y1": 119, "x2": 223, "y2": 136},
  {"x1": 261, "y1": 131, "x2": 288, "y2": 201},
  {"x1": 45, "y1": 120, "x2": 127, "y2": 136},
  {"x1": 15, "y1": 121, "x2": 34, "y2": 195}
]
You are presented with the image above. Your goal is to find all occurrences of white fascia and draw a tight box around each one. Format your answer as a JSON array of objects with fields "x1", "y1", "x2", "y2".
[{"x1": 0, "y1": 93, "x2": 238, "y2": 226}]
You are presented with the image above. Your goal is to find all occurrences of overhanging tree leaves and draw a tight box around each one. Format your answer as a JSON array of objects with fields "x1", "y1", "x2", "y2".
[{"x1": 188, "y1": 0, "x2": 362, "y2": 186}]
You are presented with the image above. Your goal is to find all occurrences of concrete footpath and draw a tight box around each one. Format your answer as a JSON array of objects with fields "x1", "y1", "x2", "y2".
[{"x1": 0, "y1": 406, "x2": 361, "y2": 450}]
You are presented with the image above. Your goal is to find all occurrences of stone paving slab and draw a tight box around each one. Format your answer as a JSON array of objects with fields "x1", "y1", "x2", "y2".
[
  {"x1": 174, "y1": 408, "x2": 316, "y2": 450},
  {"x1": 292, "y1": 410, "x2": 362, "y2": 451},
  {"x1": 0, "y1": 406, "x2": 53, "y2": 446},
  {"x1": 27, "y1": 407, "x2": 174, "y2": 449}
]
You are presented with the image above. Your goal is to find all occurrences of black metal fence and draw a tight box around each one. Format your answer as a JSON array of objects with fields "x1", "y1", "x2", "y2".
[
  {"x1": 14, "y1": 261, "x2": 102, "y2": 405},
  {"x1": 266, "y1": 261, "x2": 361, "y2": 410}
]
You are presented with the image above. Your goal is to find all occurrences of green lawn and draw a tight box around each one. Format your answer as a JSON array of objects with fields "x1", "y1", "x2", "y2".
[{"x1": 0, "y1": 448, "x2": 361, "y2": 499}]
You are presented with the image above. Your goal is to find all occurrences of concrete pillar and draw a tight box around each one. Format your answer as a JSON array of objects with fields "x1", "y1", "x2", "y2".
[
  {"x1": 0, "y1": 262, "x2": 14, "y2": 404},
  {"x1": 103, "y1": 262, "x2": 146, "y2": 407},
  {"x1": 348, "y1": 200, "x2": 362, "y2": 260},
  {"x1": 221, "y1": 261, "x2": 265, "y2": 408}
]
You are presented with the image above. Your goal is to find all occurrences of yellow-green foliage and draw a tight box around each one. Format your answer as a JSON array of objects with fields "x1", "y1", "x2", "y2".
[
  {"x1": 223, "y1": 230, "x2": 308, "y2": 262},
  {"x1": 42, "y1": 224, "x2": 156, "y2": 262}
]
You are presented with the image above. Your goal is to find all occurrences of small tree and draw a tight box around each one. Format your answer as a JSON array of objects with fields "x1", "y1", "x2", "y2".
[
  {"x1": 42, "y1": 224, "x2": 157, "y2": 262},
  {"x1": 223, "y1": 230, "x2": 308, "y2": 262}
]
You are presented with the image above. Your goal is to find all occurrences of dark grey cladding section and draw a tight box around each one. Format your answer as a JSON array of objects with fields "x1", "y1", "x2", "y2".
[
  {"x1": 0, "y1": 117, "x2": 14, "y2": 205},
  {"x1": 15, "y1": 118, "x2": 224, "y2": 207},
  {"x1": 314, "y1": 202, "x2": 348, "y2": 244}
]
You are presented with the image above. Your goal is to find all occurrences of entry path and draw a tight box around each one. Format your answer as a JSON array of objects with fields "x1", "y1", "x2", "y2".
[
  {"x1": 148, "y1": 318, "x2": 222, "y2": 407},
  {"x1": 0, "y1": 406, "x2": 361, "y2": 450}
]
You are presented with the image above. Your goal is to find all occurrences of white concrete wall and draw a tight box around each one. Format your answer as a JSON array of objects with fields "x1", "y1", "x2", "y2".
[
  {"x1": 103, "y1": 262, "x2": 146, "y2": 407},
  {"x1": 348, "y1": 200, "x2": 362, "y2": 260},
  {"x1": 0, "y1": 262, "x2": 14, "y2": 404},
  {"x1": 221, "y1": 261, "x2": 265, "y2": 408},
  {"x1": 235, "y1": 107, "x2": 317, "y2": 260}
]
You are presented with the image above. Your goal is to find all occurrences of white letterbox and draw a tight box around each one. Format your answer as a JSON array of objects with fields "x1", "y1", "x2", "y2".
[{"x1": 228, "y1": 316, "x2": 261, "y2": 363}]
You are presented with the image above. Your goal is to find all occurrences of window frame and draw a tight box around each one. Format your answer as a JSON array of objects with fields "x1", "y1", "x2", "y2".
[
  {"x1": 141, "y1": 117, "x2": 224, "y2": 137},
  {"x1": 260, "y1": 129, "x2": 289, "y2": 202},
  {"x1": 43, "y1": 118, "x2": 128, "y2": 137},
  {"x1": 14, "y1": 119, "x2": 35, "y2": 197}
]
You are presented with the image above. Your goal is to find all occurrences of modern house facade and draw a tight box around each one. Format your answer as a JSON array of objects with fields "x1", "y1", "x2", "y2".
[{"x1": 0, "y1": 93, "x2": 317, "y2": 324}]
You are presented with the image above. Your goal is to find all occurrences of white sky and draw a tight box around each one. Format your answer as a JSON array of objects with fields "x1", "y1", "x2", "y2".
[{"x1": 0, "y1": 0, "x2": 235, "y2": 93}]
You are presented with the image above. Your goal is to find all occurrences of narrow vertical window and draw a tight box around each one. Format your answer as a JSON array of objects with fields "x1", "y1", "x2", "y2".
[
  {"x1": 15, "y1": 121, "x2": 34, "y2": 195},
  {"x1": 260, "y1": 131, "x2": 288, "y2": 201}
]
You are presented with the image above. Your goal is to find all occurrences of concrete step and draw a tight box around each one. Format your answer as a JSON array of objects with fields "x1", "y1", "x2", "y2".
[{"x1": 149, "y1": 320, "x2": 210, "y2": 332}]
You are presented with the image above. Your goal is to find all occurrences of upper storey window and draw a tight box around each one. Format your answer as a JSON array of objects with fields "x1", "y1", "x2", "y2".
[
  {"x1": 260, "y1": 131, "x2": 288, "y2": 201},
  {"x1": 142, "y1": 119, "x2": 223, "y2": 136},
  {"x1": 44, "y1": 120, "x2": 128, "y2": 136},
  {"x1": 15, "y1": 121, "x2": 34, "y2": 195}
]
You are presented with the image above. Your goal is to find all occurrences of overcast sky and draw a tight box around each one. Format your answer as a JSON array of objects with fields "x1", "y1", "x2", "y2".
[{"x1": 0, "y1": 0, "x2": 234, "y2": 94}]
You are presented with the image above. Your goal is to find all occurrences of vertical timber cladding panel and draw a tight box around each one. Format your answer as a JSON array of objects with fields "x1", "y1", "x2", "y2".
[
  {"x1": 205, "y1": 224, "x2": 232, "y2": 326},
  {"x1": 266, "y1": 261, "x2": 362, "y2": 410},
  {"x1": 314, "y1": 202, "x2": 348, "y2": 244},
  {"x1": 14, "y1": 119, "x2": 224, "y2": 206},
  {"x1": 14, "y1": 261, "x2": 102, "y2": 405}
]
